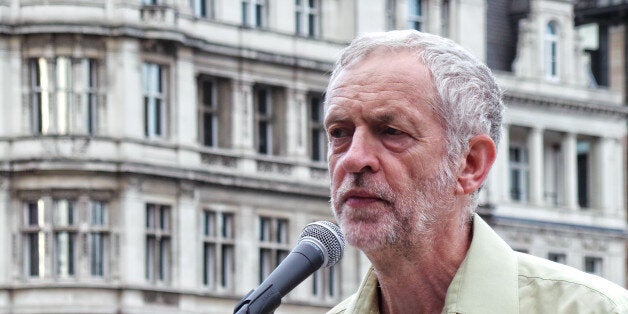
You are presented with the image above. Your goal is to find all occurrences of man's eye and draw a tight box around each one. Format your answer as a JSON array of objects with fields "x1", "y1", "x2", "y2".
[
  {"x1": 329, "y1": 128, "x2": 348, "y2": 138},
  {"x1": 384, "y1": 127, "x2": 403, "y2": 136}
]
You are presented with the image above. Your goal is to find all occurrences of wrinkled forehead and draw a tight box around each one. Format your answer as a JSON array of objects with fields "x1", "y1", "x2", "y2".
[{"x1": 324, "y1": 49, "x2": 440, "y2": 114}]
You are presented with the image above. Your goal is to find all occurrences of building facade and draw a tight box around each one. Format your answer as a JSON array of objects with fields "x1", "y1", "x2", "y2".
[{"x1": 0, "y1": 1, "x2": 625, "y2": 313}]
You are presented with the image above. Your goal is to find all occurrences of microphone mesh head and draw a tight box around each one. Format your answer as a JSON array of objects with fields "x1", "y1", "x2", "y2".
[{"x1": 300, "y1": 221, "x2": 345, "y2": 267}]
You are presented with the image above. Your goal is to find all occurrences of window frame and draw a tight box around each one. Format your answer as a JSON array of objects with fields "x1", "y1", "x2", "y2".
[
  {"x1": 509, "y1": 144, "x2": 530, "y2": 202},
  {"x1": 201, "y1": 209, "x2": 236, "y2": 291},
  {"x1": 20, "y1": 197, "x2": 109, "y2": 280},
  {"x1": 143, "y1": 62, "x2": 168, "y2": 139},
  {"x1": 255, "y1": 86, "x2": 274, "y2": 155},
  {"x1": 308, "y1": 93, "x2": 326, "y2": 162},
  {"x1": 191, "y1": 0, "x2": 215, "y2": 19},
  {"x1": 407, "y1": 0, "x2": 424, "y2": 31},
  {"x1": 198, "y1": 76, "x2": 219, "y2": 147},
  {"x1": 242, "y1": 0, "x2": 267, "y2": 28},
  {"x1": 145, "y1": 203, "x2": 172, "y2": 284},
  {"x1": 544, "y1": 20, "x2": 559, "y2": 80},
  {"x1": 28, "y1": 57, "x2": 101, "y2": 136},
  {"x1": 258, "y1": 216, "x2": 291, "y2": 284},
  {"x1": 295, "y1": 0, "x2": 321, "y2": 37}
]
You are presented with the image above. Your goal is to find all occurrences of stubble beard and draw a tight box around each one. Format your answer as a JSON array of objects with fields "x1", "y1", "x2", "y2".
[{"x1": 331, "y1": 164, "x2": 456, "y2": 252}]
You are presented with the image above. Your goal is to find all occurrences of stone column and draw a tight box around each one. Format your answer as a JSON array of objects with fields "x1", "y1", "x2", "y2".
[
  {"x1": 232, "y1": 79, "x2": 256, "y2": 173},
  {"x1": 528, "y1": 127, "x2": 544, "y2": 206},
  {"x1": 495, "y1": 124, "x2": 510, "y2": 202},
  {"x1": 562, "y1": 133, "x2": 578, "y2": 210},
  {"x1": 595, "y1": 137, "x2": 616, "y2": 214},
  {"x1": 235, "y1": 206, "x2": 257, "y2": 294},
  {"x1": 286, "y1": 87, "x2": 307, "y2": 160},
  {"x1": 232, "y1": 79, "x2": 255, "y2": 153},
  {"x1": 118, "y1": 177, "x2": 145, "y2": 284},
  {"x1": 176, "y1": 183, "x2": 198, "y2": 289}
]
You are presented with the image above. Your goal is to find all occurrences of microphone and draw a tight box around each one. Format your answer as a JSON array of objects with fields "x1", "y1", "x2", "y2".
[{"x1": 233, "y1": 221, "x2": 345, "y2": 314}]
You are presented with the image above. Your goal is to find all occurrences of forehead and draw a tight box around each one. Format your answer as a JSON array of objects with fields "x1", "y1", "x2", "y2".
[{"x1": 325, "y1": 50, "x2": 438, "y2": 119}]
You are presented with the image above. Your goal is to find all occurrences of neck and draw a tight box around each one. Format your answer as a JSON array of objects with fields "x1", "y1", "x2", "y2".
[{"x1": 365, "y1": 213, "x2": 473, "y2": 314}]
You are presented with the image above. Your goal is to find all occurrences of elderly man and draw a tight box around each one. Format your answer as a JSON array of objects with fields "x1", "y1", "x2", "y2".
[{"x1": 324, "y1": 30, "x2": 628, "y2": 314}]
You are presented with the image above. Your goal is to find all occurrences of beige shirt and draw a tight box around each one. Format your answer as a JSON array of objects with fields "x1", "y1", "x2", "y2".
[{"x1": 328, "y1": 214, "x2": 628, "y2": 314}]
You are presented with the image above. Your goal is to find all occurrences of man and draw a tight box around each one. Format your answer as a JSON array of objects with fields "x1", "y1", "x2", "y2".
[{"x1": 324, "y1": 30, "x2": 628, "y2": 313}]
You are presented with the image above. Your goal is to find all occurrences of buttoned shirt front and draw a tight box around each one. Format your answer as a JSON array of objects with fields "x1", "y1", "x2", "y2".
[{"x1": 328, "y1": 214, "x2": 628, "y2": 314}]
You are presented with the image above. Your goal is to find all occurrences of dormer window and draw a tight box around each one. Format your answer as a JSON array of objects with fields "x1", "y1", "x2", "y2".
[{"x1": 544, "y1": 21, "x2": 559, "y2": 80}]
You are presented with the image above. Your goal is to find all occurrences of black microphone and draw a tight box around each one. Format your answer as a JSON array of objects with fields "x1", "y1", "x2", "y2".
[{"x1": 233, "y1": 221, "x2": 345, "y2": 314}]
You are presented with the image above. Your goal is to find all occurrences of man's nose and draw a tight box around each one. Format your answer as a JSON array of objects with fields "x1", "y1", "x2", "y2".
[{"x1": 341, "y1": 129, "x2": 380, "y2": 173}]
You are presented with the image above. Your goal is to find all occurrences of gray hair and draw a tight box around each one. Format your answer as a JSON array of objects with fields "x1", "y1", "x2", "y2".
[{"x1": 325, "y1": 30, "x2": 504, "y2": 180}]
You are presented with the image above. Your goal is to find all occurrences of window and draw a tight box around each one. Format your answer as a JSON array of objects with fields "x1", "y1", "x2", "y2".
[
  {"x1": 146, "y1": 203, "x2": 171, "y2": 283},
  {"x1": 242, "y1": 0, "x2": 266, "y2": 28},
  {"x1": 295, "y1": 0, "x2": 320, "y2": 37},
  {"x1": 29, "y1": 57, "x2": 101, "y2": 135},
  {"x1": 143, "y1": 63, "x2": 167, "y2": 138},
  {"x1": 89, "y1": 201, "x2": 107, "y2": 277},
  {"x1": 312, "y1": 265, "x2": 340, "y2": 300},
  {"x1": 191, "y1": 0, "x2": 214, "y2": 18},
  {"x1": 584, "y1": 256, "x2": 603, "y2": 276},
  {"x1": 142, "y1": 0, "x2": 159, "y2": 5},
  {"x1": 309, "y1": 93, "x2": 326, "y2": 162},
  {"x1": 440, "y1": 0, "x2": 450, "y2": 36},
  {"x1": 407, "y1": 0, "x2": 424, "y2": 30},
  {"x1": 199, "y1": 77, "x2": 219, "y2": 147},
  {"x1": 202, "y1": 210, "x2": 235, "y2": 290},
  {"x1": 509, "y1": 145, "x2": 529, "y2": 202},
  {"x1": 544, "y1": 21, "x2": 559, "y2": 79},
  {"x1": 548, "y1": 252, "x2": 566, "y2": 264},
  {"x1": 53, "y1": 199, "x2": 77, "y2": 277},
  {"x1": 259, "y1": 217, "x2": 290, "y2": 284},
  {"x1": 21, "y1": 197, "x2": 108, "y2": 279},
  {"x1": 255, "y1": 86, "x2": 273, "y2": 155},
  {"x1": 23, "y1": 200, "x2": 46, "y2": 278},
  {"x1": 577, "y1": 140, "x2": 591, "y2": 208},
  {"x1": 385, "y1": 0, "x2": 397, "y2": 30}
]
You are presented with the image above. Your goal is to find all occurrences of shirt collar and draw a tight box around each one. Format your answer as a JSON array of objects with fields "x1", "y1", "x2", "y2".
[{"x1": 443, "y1": 214, "x2": 519, "y2": 314}]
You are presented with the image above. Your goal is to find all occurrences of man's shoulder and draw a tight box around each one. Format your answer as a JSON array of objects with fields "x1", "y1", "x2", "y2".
[{"x1": 516, "y1": 252, "x2": 628, "y2": 313}]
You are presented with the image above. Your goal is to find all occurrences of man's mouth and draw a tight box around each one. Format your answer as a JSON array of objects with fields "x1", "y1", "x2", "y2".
[{"x1": 342, "y1": 189, "x2": 385, "y2": 207}]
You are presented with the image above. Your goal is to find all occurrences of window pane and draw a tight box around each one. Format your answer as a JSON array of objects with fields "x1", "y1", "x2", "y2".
[
  {"x1": 56, "y1": 232, "x2": 75, "y2": 277},
  {"x1": 159, "y1": 239, "x2": 169, "y2": 281},
  {"x1": 255, "y1": 3, "x2": 263, "y2": 27},
  {"x1": 257, "y1": 89, "x2": 268, "y2": 114},
  {"x1": 259, "y1": 248, "x2": 271, "y2": 283},
  {"x1": 204, "y1": 211, "x2": 216, "y2": 236},
  {"x1": 221, "y1": 245, "x2": 234, "y2": 288},
  {"x1": 259, "y1": 217, "x2": 270, "y2": 241},
  {"x1": 159, "y1": 205, "x2": 169, "y2": 231},
  {"x1": 222, "y1": 213, "x2": 234, "y2": 238},
  {"x1": 91, "y1": 201, "x2": 106, "y2": 225},
  {"x1": 203, "y1": 243, "x2": 215, "y2": 285},
  {"x1": 27, "y1": 233, "x2": 41, "y2": 277},
  {"x1": 90, "y1": 233, "x2": 104, "y2": 276},
  {"x1": 242, "y1": 1, "x2": 249, "y2": 25},
  {"x1": 203, "y1": 112, "x2": 214, "y2": 147},
  {"x1": 26, "y1": 202, "x2": 41, "y2": 226},
  {"x1": 155, "y1": 98, "x2": 162, "y2": 136},
  {"x1": 54, "y1": 200, "x2": 74, "y2": 226}
]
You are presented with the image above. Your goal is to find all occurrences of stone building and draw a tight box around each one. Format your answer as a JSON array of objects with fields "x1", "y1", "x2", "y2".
[{"x1": 0, "y1": 1, "x2": 625, "y2": 313}]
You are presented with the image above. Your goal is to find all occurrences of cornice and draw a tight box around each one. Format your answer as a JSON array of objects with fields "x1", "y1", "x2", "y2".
[
  {"x1": 2, "y1": 158, "x2": 331, "y2": 198},
  {"x1": 503, "y1": 90, "x2": 628, "y2": 118},
  {"x1": 0, "y1": 22, "x2": 337, "y2": 72}
]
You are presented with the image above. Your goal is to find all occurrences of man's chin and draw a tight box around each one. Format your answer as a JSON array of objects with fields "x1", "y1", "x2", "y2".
[{"x1": 340, "y1": 220, "x2": 394, "y2": 250}]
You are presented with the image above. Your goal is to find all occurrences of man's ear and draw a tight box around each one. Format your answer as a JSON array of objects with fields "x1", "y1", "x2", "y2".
[{"x1": 455, "y1": 134, "x2": 497, "y2": 195}]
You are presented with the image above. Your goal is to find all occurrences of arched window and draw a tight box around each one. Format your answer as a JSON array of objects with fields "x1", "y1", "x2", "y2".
[{"x1": 544, "y1": 21, "x2": 559, "y2": 79}]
